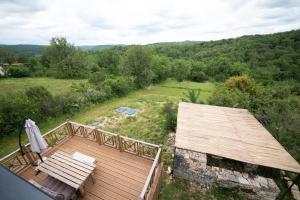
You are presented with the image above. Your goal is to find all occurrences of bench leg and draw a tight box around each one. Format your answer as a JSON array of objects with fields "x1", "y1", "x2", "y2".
[
  {"x1": 79, "y1": 185, "x2": 85, "y2": 197},
  {"x1": 91, "y1": 172, "x2": 96, "y2": 183}
]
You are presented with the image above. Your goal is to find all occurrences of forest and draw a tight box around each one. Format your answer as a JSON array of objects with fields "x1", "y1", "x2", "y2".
[{"x1": 0, "y1": 29, "x2": 299, "y2": 163}]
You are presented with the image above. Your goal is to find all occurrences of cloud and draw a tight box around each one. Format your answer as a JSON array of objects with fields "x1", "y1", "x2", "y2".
[
  {"x1": 257, "y1": 0, "x2": 299, "y2": 9},
  {"x1": 0, "y1": 0, "x2": 45, "y2": 13},
  {"x1": 0, "y1": 0, "x2": 299, "y2": 45}
]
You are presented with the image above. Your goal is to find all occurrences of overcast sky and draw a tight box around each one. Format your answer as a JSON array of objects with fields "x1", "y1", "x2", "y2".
[{"x1": 0, "y1": 0, "x2": 300, "y2": 45}]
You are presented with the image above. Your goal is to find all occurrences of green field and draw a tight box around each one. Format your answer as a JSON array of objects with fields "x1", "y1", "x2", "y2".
[
  {"x1": 0, "y1": 78, "x2": 86, "y2": 97},
  {"x1": 0, "y1": 79, "x2": 218, "y2": 199},
  {"x1": 0, "y1": 79, "x2": 215, "y2": 157}
]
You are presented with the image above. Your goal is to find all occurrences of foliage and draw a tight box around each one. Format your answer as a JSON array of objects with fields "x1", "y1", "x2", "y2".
[
  {"x1": 172, "y1": 59, "x2": 191, "y2": 82},
  {"x1": 209, "y1": 76, "x2": 300, "y2": 161},
  {"x1": 0, "y1": 48, "x2": 15, "y2": 64},
  {"x1": 183, "y1": 89, "x2": 201, "y2": 103},
  {"x1": 152, "y1": 55, "x2": 171, "y2": 83},
  {"x1": 162, "y1": 101, "x2": 178, "y2": 132},
  {"x1": 88, "y1": 68, "x2": 107, "y2": 85},
  {"x1": 224, "y1": 75, "x2": 260, "y2": 95},
  {"x1": 25, "y1": 86, "x2": 55, "y2": 119},
  {"x1": 189, "y1": 61, "x2": 208, "y2": 82},
  {"x1": 7, "y1": 65, "x2": 30, "y2": 77},
  {"x1": 43, "y1": 37, "x2": 87, "y2": 78},
  {"x1": 104, "y1": 76, "x2": 134, "y2": 97},
  {"x1": 95, "y1": 48, "x2": 121, "y2": 74},
  {"x1": 0, "y1": 94, "x2": 33, "y2": 137},
  {"x1": 120, "y1": 46, "x2": 154, "y2": 88}
]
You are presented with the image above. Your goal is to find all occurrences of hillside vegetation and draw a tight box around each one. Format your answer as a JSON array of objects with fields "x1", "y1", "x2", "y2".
[
  {"x1": 0, "y1": 30, "x2": 299, "y2": 164},
  {"x1": 0, "y1": 80, "x2": 214, "y2": 156}
]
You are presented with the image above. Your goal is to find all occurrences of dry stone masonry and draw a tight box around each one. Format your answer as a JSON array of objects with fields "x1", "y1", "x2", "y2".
[{"x1": 173, "y1": 148, "x2": 280, "y2": 200}]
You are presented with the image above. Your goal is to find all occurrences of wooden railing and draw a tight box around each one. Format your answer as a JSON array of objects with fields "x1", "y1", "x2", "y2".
[
  {"x1": 0, "y1": 121, "x2": 163, "y2": 200},
  {"x1": 0, "y1": 121, "x2": 160, "y2": 169},
  {"x1": 0, "y1": 122, "x2": 72, "y2": 173},
  {"x1": 69, "y1": 121, "x2": 160, "y2": 160},
  {"x1": 139, "y1": 147, "x2": 162, "y2": 200}
]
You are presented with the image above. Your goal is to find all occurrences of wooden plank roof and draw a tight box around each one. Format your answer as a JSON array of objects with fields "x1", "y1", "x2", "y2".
[{"x1": 175, "y1": 102, "x2": 300, "y2": 173}]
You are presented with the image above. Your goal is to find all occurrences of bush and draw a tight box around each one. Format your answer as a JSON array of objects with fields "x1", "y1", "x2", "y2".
[
  {"x1": 53, "y1": 92, "x2": 85, "y2": 114},
  {"x1": 88, "y1": 69, "x2": 107, "y2": 85},
  {"x1": 0, "y1": 94, "x2": 35, "y2": 137},
  {"x1": 190, "y1": 71, "x2": 208, "y2": 82},
  {"x1": 162, "y1": 101, "x2": 178, "y2": 131},
  {"x1": 104, "y1": 76, "x2": 134, "y2": 97},
  {"x1": 7, "y1": 65, "x2": 30, "y2": 77},
  {"x1": 225, "y1": 75, "x2": 260, "y2": 95},
  {"x1": 25, "y1": 86, "x2": 55, "y2": 119}
]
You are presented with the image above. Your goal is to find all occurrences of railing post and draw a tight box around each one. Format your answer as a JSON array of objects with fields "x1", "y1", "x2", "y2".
[
  {"x1": 158, "y1": 144, "x2": 163, "y2": 163},
  {"x1": 95, "y1": 130, "x2": 103, "y2": 145},
  {"x1": 66, "y1": 121, "x2": 74, "y2": 136},
  {"x1": 22, "y1": 145, "x2": 35, "y2": 165},
  {"x1": 117, "y1": 135, "x2": 123, "y2": 152}
]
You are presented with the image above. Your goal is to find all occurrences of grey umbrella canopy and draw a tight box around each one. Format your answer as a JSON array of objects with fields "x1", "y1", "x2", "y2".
[{"x1": 24, "y1": 119, "x2": 48, "y2": 153}]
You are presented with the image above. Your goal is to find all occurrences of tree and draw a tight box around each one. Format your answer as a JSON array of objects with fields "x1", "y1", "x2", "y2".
[
  {"x1": 152, "y1": 55, "x2": 171, "y2": 83},
  {"x1": 172, "y1": 59, "x2": 191, "y2": 82},
  {"x1": 96, "y1": 48, "x2": 120, "y2": 74},
  {"x1": 189, "y1": 61, "x2": 208, "y2": 82},
  {"x1": 120, "y1": 46, "x2": 154, "y2": 88},
  {"x1": 43, "y1": 37, "x2": 87, "y2": 78},
  {"x1": 0, "y1": 48, "x2": 15, "y2": 64}
]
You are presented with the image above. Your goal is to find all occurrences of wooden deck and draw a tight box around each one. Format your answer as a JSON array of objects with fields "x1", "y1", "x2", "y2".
[{"x1": 20, "y1": 136, "x2": 153, "y2": 200}]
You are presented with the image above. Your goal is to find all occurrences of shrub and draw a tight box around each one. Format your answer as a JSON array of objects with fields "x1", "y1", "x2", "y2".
[
  {"x1": 162, "y1": 101, "x2": 178, "y2": 131},
  {"x1": 88, "y1": 69, "x2": 107, "y2": 85},
  {"x1": 104, "y1": 76, "x2": 134, "y2": 97},
  {"x1": 183, "y1": 89, "x2": 201, "y2": 103},
  {"x1": 25, "y1": 86, "x2": 55, "y2": 119},
  {"x1": 0, "y1": 94, "x2": 35, "y2": 137},
  {"x1": 53, "y1": 92, "x2": 85, "y2": 114},
  {"x1": 225, "y1": 75, "x2": 260, "y2": 95},
  {"x1": 190, "y1": 71, "x2": 208, "y2": 82},
  {"x1": 7, "y1": 65, "x2": 30, "y2": 77}
]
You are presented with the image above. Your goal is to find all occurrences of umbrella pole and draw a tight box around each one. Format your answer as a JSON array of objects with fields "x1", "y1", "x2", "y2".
[{"x1": 37, "y1": 153, "x2": 44, "y2": 163}]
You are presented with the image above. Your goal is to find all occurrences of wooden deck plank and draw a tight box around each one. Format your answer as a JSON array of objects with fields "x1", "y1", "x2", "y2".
[
  {"x1": 66, "y1": 137, "x2": 153, "y2": 169},
  {"x1": 61, "y1": 143, "x2": 150, "y2": 174},
  {"x1": 19, "y1": 135, "x2": 153, "y2": 200},
  {"x1": 60, "y1": 144, "x2": 149, "y2": 181}
]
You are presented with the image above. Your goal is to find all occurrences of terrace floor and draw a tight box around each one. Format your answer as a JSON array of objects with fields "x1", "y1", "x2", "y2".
[{"x1": 20, "y1": 136, "x2": 153, "y2": 200}]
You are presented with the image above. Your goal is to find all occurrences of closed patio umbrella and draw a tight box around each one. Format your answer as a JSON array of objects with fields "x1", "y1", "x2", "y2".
[{"x1": 24, "y1": 119, "x2": 48, "y2": 163}]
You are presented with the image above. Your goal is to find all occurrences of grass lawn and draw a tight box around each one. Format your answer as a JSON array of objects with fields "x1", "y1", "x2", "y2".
[
  {"x1": 0, "y1": 77, "x2": 86, "y2": 97},
  {"x1": 0, "y1": 79, "x2": 215, "y2": 157},
  {"x1": 0, "y1": 79, "x2": 220, "y2": 199}
]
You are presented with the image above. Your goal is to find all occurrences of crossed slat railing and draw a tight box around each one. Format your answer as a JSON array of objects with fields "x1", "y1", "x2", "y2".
[
  {"x1": 0, "y1": 121, "x2": 163, "y2": 200},
  {"x1": 0, "y1": 122, "x2": 71, "y2": 173}
]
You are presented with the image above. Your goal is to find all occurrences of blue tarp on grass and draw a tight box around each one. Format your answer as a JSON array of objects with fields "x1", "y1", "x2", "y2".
[{"x1": 116, "y1": 107, "x2": 139, "y2": 116}]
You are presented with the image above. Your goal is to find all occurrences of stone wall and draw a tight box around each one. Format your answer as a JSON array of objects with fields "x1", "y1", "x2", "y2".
[{"x1": 173, "y1": 148, "x2": 280, "y2": 200}]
